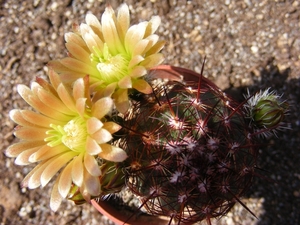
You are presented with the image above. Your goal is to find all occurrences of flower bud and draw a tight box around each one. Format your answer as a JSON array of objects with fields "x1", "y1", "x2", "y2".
[
  {"x1": 252, "y1": 95, "x2": 288, "y2": 129},
  {"x1": 245, "y1": 88, "x2": 289, "y2": 137},
  {"x1": 99, "y1": 161, "x2": 125, "y2": 194}
]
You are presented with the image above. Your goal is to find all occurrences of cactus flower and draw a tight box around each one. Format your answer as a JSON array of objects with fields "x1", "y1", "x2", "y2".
[
  {"x1": 6, "y1": 70, "x2": 127, "y2": 211},
  {"x1": 49, "y1": 3, "x2": 165, "y2": 113}
]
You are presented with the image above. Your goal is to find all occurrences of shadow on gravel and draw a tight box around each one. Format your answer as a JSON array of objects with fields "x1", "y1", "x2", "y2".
[{"x1": 224, "y1": 58, "x2": 300, "y2": 225}]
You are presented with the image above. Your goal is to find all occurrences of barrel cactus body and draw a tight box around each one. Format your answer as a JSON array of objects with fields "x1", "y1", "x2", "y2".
[{"x1": 123, "y1": 74, "x2": 259, "y2": 224}]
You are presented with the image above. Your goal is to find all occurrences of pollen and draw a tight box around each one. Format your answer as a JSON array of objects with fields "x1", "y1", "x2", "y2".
[{"x1": 61, "y1": 117, "x2": 87, "y2": 152}]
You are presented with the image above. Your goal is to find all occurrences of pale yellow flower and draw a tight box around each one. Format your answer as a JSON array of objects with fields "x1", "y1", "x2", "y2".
[
  {"x1": 6, "y1": 70, "x2": 127, "y2": 211},
  {"x1": 48, "y1": 3, "x2": 165, "y2": 113}
]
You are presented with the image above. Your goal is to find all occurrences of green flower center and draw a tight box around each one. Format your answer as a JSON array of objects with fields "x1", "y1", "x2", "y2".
[
  {"x1": 91, "y1": 43, "x2": 130, "y2": 85},
  {"x1": 46, "y1": 117, "x2": 87, "y2": 152}
]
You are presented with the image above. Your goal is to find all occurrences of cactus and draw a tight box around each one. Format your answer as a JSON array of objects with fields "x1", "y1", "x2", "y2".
[{"x1": 119, "y1": 66, "x2": 288, "y2": 224}]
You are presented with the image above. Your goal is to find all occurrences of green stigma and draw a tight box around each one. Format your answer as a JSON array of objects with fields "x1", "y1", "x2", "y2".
[
  {"x1": 46, "y1": 117, "x2": 87, "y2": 152},
  {"x1": 91, "y1": 43, "x2": 130, "y2": 84}
]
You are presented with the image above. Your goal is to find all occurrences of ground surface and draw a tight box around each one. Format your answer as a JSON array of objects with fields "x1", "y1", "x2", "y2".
[{"x1": 0, "y1": 0, "x2": 300, "y2": 224}]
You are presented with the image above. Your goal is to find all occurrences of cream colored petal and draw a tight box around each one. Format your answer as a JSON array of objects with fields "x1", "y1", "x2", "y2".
[
  {"x1": 132, "y1": 39, "x2": 150, "y2": 56},
  {"x1": 73, "y1": 78, "x2": 86, "y2": 101},
  {"x1": 75, "y1": 98, "x2": 87, "y2": 117},
  {"x1": 10, "y1": 109, "x2": 36, "y2": 127},
  {"x1": 41, "y1": 151, "x2": 77, "y2": 187},
  {"x1": 129, "y1": 66, "x2": 147, "y2": 78},
  {"x1": 118, "y1": 75, "x2": 132, "y2": 89},
  {"x1": 132, "y1": 79, "x2": 153, "y2": 94},
  {"x1": 48, "y1": 60, "x2": 70, "y2": 74},
  {"x1": 72, "y1": 153, "x2": 84, "y2": 187},
  {"x1": 15, "y1": 146, "x2": 40, "y2": 165},
  {"x1": 37, "y1": 88, "x2": 74, "y2": 115},
  {"x1": 91, "y1": 97, "x2": 113, "y2": 119},
  {"x1": 65, "y1": 42, "x2": 91, "y2": 64},
  {"x1": 101, "y1": 8, "x2": 124, "y2": 55},
  {"x1": 58, "y1": 160, "x2": 73, "y2": 198},
  {"x1": 57, "y1": 84, "x2": 77, "y2": 112},
  {"x1": 60, "y1": 72, "x2": 88, "y2": 85},
  {"x1": 124, "y1": 22, "x2": 147, "y2": 55},
  {"x1": 86, "y1": 13, "x2": 101, "y2": 30},
  {"x1": 80, "y1": 24, "x2": 97, "y2": 53},
  {"x1": 60, "y1": 57, "x2": 99, "y2": 76},
  {"x1": 48, "y1": 69, "x2": 64, "y2": 91},
  {"x1": 90, "y1": 129, "x2": 112, "y2": 144},
  {"x1": 140, "y1": 53, "x2": 164, "y2": 69},
  {"x1": 95, "y1": 82, "x2": 117, "y2": 98},
  {"x1": 102, "y1": 121, "x2": 121, "y2": 134},
  {"x1": 86, "y1": 136, "x2": 102, "y2": 155},
  {"x1": 98, "y1": 144, "x2": 127, "y2": 162},
  {"x1": 81, "y1": 25, "x2": 104, "y2": 54},
  {"x1": 17, "y1": 85, "x2": 72, "y2": 121},
  {"x1": 116, "y1": 3, "x2": 130, "y2": 42},
  {"x1": 83, "y1": 167, "x2": 101, "y2": 196},
  {"x1": 5, "y1": 141, "x2": 44, "y2": 157},
  {"x1": 50, "y1": 175, "x2": 63, "y2": 212},
  {"x1": 23, "y1": 159, "x2": 53, "y2": 189},
  {"x1": 84, "y1": 153, "x2": 101, "y2": 176},
  {"x1": 30, "y1": 144, "x2": 69, "y2": 162},
  {"x1": 21, "y1": 110, "x2": 62, "y2": 128},
  {"x1": 144, "y1": 15, "x2": 161, "y2": 37},
  {"x1": 65, "y1": 32, "x2": 87, "y2": 48},
  {"x1": 128, "y1": 55, "x2": 145, "y2": 69},
  {"x1": 145, "y1": 40, "x2": 166, "y2": 57},
  {"x1": 87, "y1": 117, "x2": 103, "y2": 134},
  {"x1": 14, "y1": 126, "x2": 48, "y2": 140},
  {"x1": 113, "y1": 89, "x2": 129, "y2": 113},
  {"x1": 31, "y1": 96, "x2": 73, "y2": 121}
]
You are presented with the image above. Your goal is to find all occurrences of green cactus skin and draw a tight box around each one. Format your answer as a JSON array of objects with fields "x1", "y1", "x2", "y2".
[{"x1": 122, "y1": 78, "x2": 259, "y2": 224}]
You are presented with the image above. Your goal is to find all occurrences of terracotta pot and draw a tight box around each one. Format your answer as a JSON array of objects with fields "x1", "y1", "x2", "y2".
[
  {"x1": 91, "y1": 65, "x2": 210, "y2": 225},
  {"x1": 91, "y1": 199, "x2": 170, "y2": 225}
]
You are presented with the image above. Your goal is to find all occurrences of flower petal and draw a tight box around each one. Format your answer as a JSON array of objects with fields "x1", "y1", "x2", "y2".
[
  {"x1": 65, "y1": 42, "x2": 91, "y2": 63},
  {"x1": 90, "y1": 129, "x2": 112, "y2": 144},
  {"x1": 116, "y1": 3, "x2": 130, "y2": 41},
  {"x1": 41, "y1": 151, "x2": 77, "y2": 187},
  {"x1": 86, "y1": 136, "x2": 102, "y2": 155},
  {"x1": 87, "y1": 117, "x2": 103, "y2": 134},
  {"x1": 99, "y1": 144, "x2": 127, "y2": 162},
  {"x1": 14, "y1": 126, "x2": 48, "y2": 140},
  {"x1": 102, "y1": 121, "x2": 121, "y2": 134},
  {"x1": 132, "y1": 79, "x2": 153, "y2": 94},
  {"x1": 5, "y1": 141, "x2": 44, "y2": 157},
  {"x1": 84, "y1": 153, "x2": 102, "y2": 176},
  {"x1": 57, "y1": 84, "x2": 77, "y2": 112},
  {"x1": 83, "y1": 167, "x2": 101, "y2": 196},
  {"x1": 15, "y1": 146, "x2": 40, "y2": 165},
  {"x1": 124, "y1": 22, "x2": 147, "y2": 55},
  {"x1": 129, "y1": 66, "x2": 147, "y2": 78},
  {"x1": 91, "y1": 97, "x2": 113, "y2": 119},
  {"x1": 30, "y1": 144, "x2": 69, "y2": 162},
  {"x1": 118, "y1": 75, "x2": 132, "y2": 89},
  {"x1": 23, "y1": 159, "x2": 53, "y2": 189},
  {"x1": 20, "y1": 110, "x2": 62, "y2": 128},
  {"x1": 128, "y1": 55, "x2": 145, "y2": 69},
  {"x1": 58, "y1": 160, "x2": 74, "y2": 198},
  {"x1": 10, "y1": 109, "x2": 36, "y2": 127},
  {"x1": 60, "y1": 57, "x2": 99, "y2": 76},
  {"x1": 140, "y1": 53, "x2": 164, "y2": 69},
  {"x1": 50, "y1": 175, "x2": 63, "y2": 212},
  {"x1": 101, "y1": 6, "x2": 124, "y2": 55},
  {"x1": 72, "y1": 153, "x2": 84, "y2": 187}
]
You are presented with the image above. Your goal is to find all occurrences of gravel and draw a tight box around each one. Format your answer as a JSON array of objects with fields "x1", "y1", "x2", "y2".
[{"x1": 1, "y1": 0, "x2": 299, "y2": 224}]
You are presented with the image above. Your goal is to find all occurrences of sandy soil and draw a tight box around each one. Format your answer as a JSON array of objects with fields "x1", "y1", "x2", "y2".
[{"x1": 1, "y1": 0, "x2": 299, "y2": 224}]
